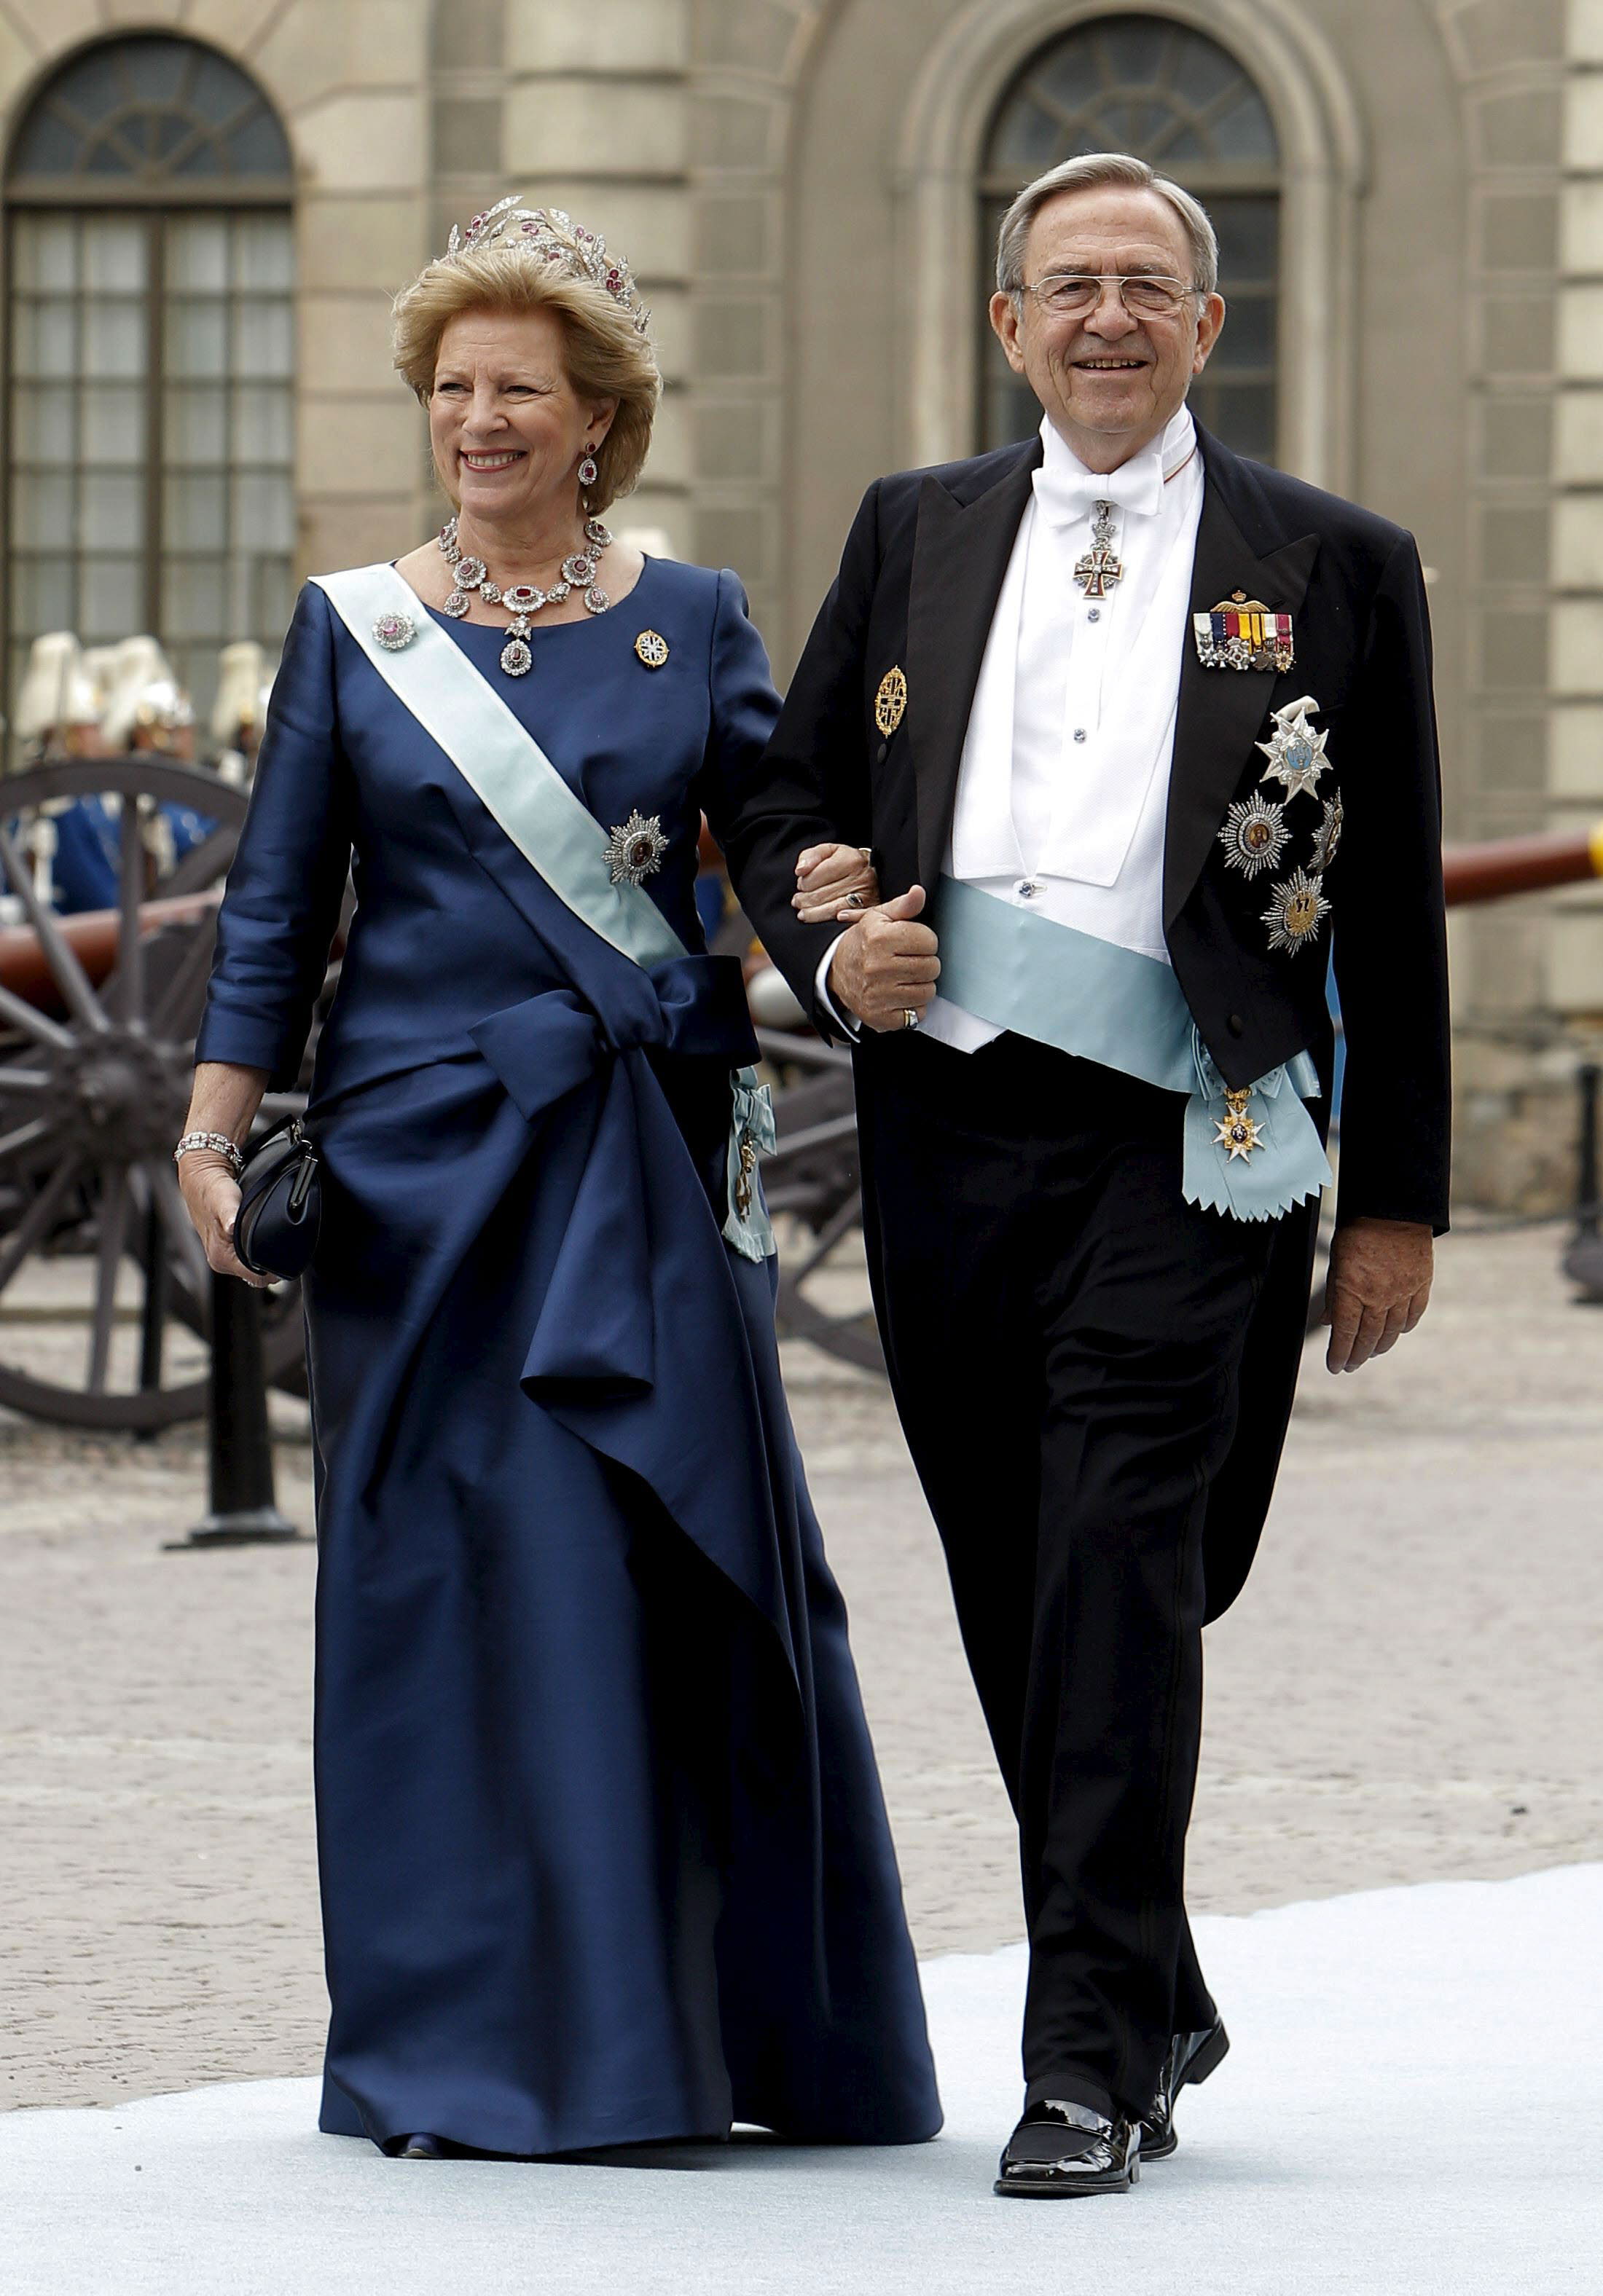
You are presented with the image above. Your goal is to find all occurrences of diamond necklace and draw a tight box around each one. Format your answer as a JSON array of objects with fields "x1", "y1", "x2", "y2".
[{"x1": 437, "y1": 513, "x2": 615, "y2": 677}]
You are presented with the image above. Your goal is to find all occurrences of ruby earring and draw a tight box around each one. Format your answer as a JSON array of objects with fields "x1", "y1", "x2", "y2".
[{"x1": 577, "y1": 441, "x2": 600, "y2": 488}]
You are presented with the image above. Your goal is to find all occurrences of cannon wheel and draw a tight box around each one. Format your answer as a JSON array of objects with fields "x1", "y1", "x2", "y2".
[
  {"x1": 0, "y1": 757, "x2": 308, "y2": 1431},
  {"x1": 758, "y1": 1026, "x2": 885, "y2": 1375}
]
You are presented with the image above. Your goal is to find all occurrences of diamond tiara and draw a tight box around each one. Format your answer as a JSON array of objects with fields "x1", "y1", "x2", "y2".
[{"x1": 443, "y1": 196, "x2": 651, "y2": 335}]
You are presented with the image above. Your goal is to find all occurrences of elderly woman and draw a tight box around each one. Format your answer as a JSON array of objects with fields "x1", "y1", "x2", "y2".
[{"x1": 176, "y1": 202, "x2": 938, "y2": 2161}]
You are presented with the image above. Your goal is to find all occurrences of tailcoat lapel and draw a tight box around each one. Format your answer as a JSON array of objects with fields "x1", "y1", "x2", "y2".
[
  {"x1": 906, "y1": 442, "x2": 1040, "y2": 889},
  {"x1": 1164, "y1": 448, "x2": 1319, "y2": 928}
]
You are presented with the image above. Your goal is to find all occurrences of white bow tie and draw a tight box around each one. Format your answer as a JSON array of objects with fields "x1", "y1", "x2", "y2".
[{"x1": 1033, "y1": 450, "x2": 1166, "y2": 530}]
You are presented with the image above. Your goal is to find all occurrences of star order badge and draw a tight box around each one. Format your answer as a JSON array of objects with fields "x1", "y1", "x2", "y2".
[
  {"x1": 1256, "y1": 696, "x2": 1330, "y2": 801},
  {"x1": 1218, "y1": 791, "x2": 1289, "y2": 879},
  {"x1": 603, "y1": 809, "x2": 668, "y2": 886},
  {"x1": 1312, "y1": 793, "x2": 1344, "y2": 873},
  {"x1": 1261, "y1": 867, "x2": 1332, "y2": 956},
  {"x1": 874, "y1": 665, "x2": 907, "y2": 738},
  {"x1": 1214, "y1": 1088, "x2": 1263, "y2": 1161}
]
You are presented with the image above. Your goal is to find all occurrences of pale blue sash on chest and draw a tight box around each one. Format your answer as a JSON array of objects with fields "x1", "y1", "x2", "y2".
[
  {"x1": 931, "y1": 876, "x2": 1330, "y2": 1222},
  {"x1": 313, "y1": 562, "x2": 775, "y2": 1259}
]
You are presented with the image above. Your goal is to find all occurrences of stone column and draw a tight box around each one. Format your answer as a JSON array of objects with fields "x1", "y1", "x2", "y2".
[
  {"x1": 502, "y1": 0, "x2": 692, "y2": 549},
  {"x1": 1439, "y1": 0, "x2": 1571, "y2": 1203},
  {"x1": 1553, "y1": 2, "x2": 1603, "y2": 1015}
]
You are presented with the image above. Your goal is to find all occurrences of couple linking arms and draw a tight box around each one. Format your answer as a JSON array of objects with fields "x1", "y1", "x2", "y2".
[{"x1": 180, "y1": 154, "x2": 1445, "y2": 2193}]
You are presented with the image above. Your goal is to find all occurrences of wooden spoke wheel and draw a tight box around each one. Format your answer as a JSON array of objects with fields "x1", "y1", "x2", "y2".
[
  {"x1": 758, "y1": 1026, "x2": 885, "y2": 1375},
  {"x1": 0, "y1": 757, "x2": 308, "y2": 1430}
]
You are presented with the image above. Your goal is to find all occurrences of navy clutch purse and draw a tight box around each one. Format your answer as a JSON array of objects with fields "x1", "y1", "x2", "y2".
[{"x1": 234, "y1": 1116, "x2": 321, "y2": 1281}]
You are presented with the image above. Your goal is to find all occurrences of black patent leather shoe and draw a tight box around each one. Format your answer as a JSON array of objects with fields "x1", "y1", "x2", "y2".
[
  {"x1": 994, "y1": 2101, "x2": 1140, "y2": 2198},
  {"x1": 1139, "y1": 2018, "x2": 1230, "y2": 2161},
  {"x1": 396, "y1": 2132, "x2": 446, "y2": 2160}
]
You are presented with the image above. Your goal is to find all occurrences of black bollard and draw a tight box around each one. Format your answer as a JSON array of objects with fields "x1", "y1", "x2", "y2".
[
  {"x1": 1561, "y1": 1061, "x2": 1603, "y2": 1305},
  {"x1": 133, "y1": 1197, "x2": 166, "y2": 1444},
  {"x1": 173, "y1": 1270, "x2": 303, "y2": 1546}
]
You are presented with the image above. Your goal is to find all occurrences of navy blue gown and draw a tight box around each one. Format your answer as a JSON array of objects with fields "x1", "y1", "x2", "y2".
[{"x1": 196, "y1": 559, "x2": 941, "y2": 2157}]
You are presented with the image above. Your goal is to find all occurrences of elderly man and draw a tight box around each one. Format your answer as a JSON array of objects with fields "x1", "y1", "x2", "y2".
[{"x1": 719, "y1": 150, "x2": 1449, "y2": 2196}]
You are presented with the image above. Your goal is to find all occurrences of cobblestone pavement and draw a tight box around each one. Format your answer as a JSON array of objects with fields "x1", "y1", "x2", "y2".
[{"x1": 2, "y1": 1225, "x2": 1599, "y2": 2111}]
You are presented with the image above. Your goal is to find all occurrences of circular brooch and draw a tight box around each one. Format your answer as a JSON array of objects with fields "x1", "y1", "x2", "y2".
[
  {"x1": 603, "y1": 809, "x2": 669, "y2": 886},
  {"x1": 372, "y1": 608, "x2": 416, "y2": 651},
  {"x1": 635, "y1": 630, "x2": 670, "y2": 669},
  {"x1": 1218, "y1": 792, "x2": 1288, "y2": 879}
]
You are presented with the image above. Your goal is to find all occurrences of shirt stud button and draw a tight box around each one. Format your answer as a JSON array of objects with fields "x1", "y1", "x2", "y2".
[
  {"x1": 1087, "y1": 608, "x2": 1101, "y2": 623},
  {"x1": 1073, "y1": 728, "x2": 1087, "y2": 743}
]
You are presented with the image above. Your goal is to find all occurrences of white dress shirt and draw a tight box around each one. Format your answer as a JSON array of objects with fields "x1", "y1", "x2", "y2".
[{"x1": 817, "y1": 404, "x2": 1204, "y2": 1047}]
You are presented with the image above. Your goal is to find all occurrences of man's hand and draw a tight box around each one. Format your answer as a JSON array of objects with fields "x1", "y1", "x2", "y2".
[
  {"x1": 826, "y1": 884, "x2": 941, "y2": 1032},
  {"x1": 1322, "y1": 1216, "x2": 1433, "y2": 1373},
  {"x1": 792, "y1": 841, "x2": 880, "y2": 923}
]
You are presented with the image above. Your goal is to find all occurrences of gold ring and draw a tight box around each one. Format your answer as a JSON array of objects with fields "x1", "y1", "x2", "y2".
[{"x1": 901, "y1": 1007, "x2": 920, "y2": 1030}]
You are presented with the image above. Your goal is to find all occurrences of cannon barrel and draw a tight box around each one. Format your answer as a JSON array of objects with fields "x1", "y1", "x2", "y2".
[
  {"x1": 1443, "y1": 824, "x2": 1603, "y2": 907},
  {"x1": 0, "y1": 888, "x2": 222, "y2": 1010}
]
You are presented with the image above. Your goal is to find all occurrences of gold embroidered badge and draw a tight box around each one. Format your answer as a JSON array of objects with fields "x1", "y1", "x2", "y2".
[{"x1": 874, "y1": 665, "x2": 907, "y2": 738}]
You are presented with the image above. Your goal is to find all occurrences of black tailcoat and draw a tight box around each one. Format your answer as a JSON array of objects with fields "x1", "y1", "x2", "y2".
[{"x1": 720, "y1": 427, "x2": 1451, "y2": 1618}]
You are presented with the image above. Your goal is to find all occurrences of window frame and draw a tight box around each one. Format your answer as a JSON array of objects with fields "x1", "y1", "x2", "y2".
[
  {"x1": 975, "y1": 16, "x2": 1283, "y2": 462},
  {"x1": 2, "y1": 34, "x2": 294, "y2": 753}
]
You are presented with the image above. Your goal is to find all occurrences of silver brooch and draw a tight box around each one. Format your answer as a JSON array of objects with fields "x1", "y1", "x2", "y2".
[
  {"x1": 1311, "y1": 793, "x2": 1344, "y2": 874},
  {"x1": 372, "y1": 608, "x2": 416, "y2": 651},
  {"x1": 603, "y1": 809, "x2": 668, "y2": 886},
  {"x1": 1261, "y1": 867, "x2": 1332, "y2": 957},
  {"x1": 1256, "y1": 696, "x2": 1330, "y2": 801},
  {"x1": 1218, "y1": 791, "x2": 1288, "y2": 879}
]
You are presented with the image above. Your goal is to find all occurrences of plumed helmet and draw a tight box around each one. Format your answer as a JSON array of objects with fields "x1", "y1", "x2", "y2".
[
  {"x1": 102, "y1": 635, "x2": 194, "y2": 750},
  {"x1": 15, "y1": 631, "x2": 102, "y2": 739},
  {"x1": 211, "y1": 640, "x2": 269, "y2": 742}
]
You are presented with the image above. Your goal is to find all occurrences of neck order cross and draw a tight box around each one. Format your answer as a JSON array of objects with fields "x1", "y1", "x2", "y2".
[{"x1": 1073, "y1": 500, "x2": 1124, "y2": 599}]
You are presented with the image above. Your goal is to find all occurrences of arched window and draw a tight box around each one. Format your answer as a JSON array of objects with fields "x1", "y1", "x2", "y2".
[
  {"x1": 5, "y1": 34, "x2": 295, "y2": 733},
  {"x1": 979, "y1": 15, "x2": 1279, "y2": 460}
]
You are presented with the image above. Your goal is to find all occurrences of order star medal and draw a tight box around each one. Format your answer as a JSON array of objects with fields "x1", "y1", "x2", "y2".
[
  {"x1": 603, "y1": 809, "x2": 668, "y2": 886},
  {"x1": 1256, "y1": 696, "x2": 1330, "y2": 801},
  {"x1": 1214, "y1": 1088, "x2": 1263, "y2": 1161}
]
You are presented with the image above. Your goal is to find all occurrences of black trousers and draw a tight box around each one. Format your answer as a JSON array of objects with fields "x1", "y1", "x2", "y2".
[{"x1": 855, "y1": 1029, "x2": 1275, "y2": 2122}]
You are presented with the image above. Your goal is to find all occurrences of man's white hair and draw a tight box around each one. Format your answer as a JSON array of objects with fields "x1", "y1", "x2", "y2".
[{"x1": 995, "y1": 152, "x2": 1220, "y2": 296}]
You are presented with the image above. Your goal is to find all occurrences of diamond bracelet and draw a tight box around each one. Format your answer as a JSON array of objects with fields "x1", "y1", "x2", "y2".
[{"x1": 174, "y1": 1131, "x2": 245, "y2": 1179}]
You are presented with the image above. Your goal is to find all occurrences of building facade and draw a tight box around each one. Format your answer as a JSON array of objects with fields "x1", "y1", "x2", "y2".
[{"x1": 0, "y1": 0, "x2": 1596, "y2": 1203}]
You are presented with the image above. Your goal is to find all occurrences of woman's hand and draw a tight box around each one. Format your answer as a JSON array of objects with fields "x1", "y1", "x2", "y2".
[
  {"x1": 792, "y1": 841, "x2": 880, "y2": 924},
  {"x1": 178, "y1": 1151, "x2": 273, "y2": 1288}
]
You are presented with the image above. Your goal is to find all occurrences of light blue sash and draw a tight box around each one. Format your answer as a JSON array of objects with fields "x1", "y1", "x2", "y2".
[
  {"x1": 313, "y1": 562, "x2": 775, "y2": 1259},
  {"x1": 931, "y1": 876, "x2": 1330, "y2": 1222}
]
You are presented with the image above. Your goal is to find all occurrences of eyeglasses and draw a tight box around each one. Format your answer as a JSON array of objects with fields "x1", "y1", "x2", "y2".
[{"x1": 1018, "y1": 273, "x2": 1201, "y2": 318}]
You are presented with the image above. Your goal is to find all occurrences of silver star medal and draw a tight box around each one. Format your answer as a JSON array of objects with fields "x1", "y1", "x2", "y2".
[
  {"x1": 1218, "y1": 790, "x2": 1288, "y2": 879},
  {"x1": 1261, "y1": 867, "x2": 1332, "y2": 956},
  {"x1": 1255, "y1": 696, "x2": 1330, "y2": 802},
  {"x1": 603, "y1": 809, "x2": 668, "y2": 887},
  {"x1": 1311, "y1": 793, "x2": 1344, "y2": 874}
]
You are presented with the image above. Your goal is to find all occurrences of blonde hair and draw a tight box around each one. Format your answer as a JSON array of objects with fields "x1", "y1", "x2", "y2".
[{"x1": 391, "y1": 247, "x2": 661, "y2": 514}]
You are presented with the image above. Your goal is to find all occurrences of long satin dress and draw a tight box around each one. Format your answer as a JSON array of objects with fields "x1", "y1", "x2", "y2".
[{"x1": 196, "y1": 559, "x2": 941, "y2": 2158}]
